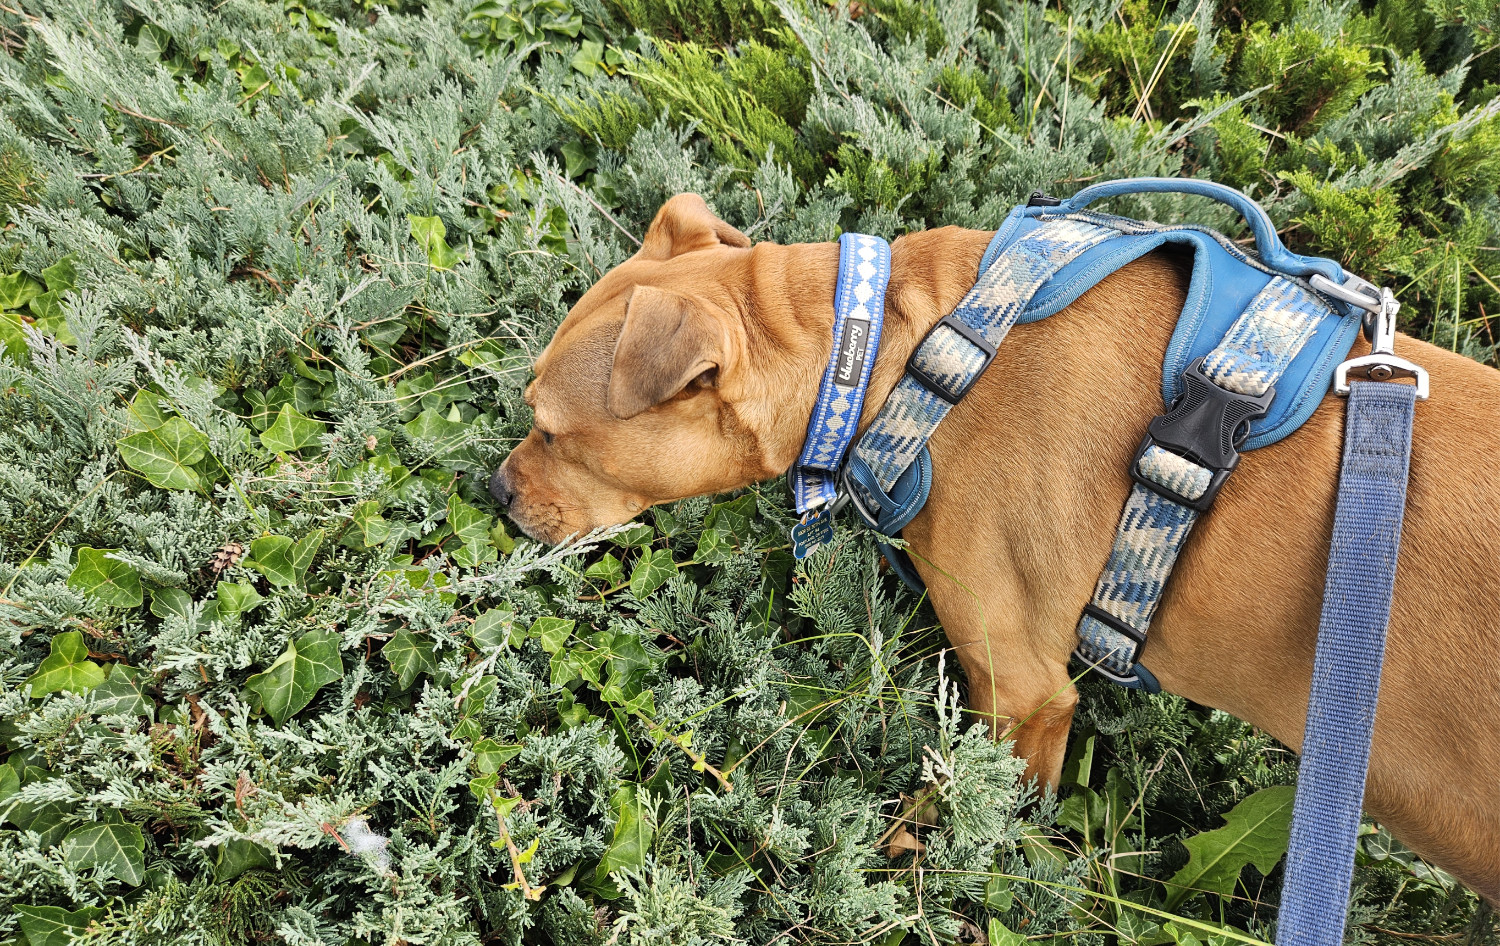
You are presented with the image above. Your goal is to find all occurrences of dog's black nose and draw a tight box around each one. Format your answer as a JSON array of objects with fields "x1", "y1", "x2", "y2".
[{"x1": 489, "y1": 466, "x2": 515, "y2": 509}]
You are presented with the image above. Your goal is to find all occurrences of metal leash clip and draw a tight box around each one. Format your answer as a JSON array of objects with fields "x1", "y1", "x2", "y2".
[{"x1": 1317, "y1": 275, "x2": 1430, "y2": 400}]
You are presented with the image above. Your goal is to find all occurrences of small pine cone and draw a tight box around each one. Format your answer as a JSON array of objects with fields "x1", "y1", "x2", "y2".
[{"x1": 209, "y1": 541, "x2": 245, "y2": 574}]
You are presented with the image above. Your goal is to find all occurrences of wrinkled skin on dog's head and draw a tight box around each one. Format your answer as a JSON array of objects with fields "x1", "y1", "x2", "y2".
[{"x1": 492, "y1": 194, "x2": 800, "y2": 543}]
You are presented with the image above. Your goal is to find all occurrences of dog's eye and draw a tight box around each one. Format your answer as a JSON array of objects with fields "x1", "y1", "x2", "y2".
[{"x1": 535, "y1": 427, "x2": 555, "y2": 446}]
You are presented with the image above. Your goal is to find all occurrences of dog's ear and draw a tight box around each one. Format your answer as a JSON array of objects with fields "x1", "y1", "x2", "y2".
[
  {"x1": 639, "y1": 193, "x2": 750, "y2": 260},
  {"x1": 607, "y1": 285, "x2": 729, "y2": 419}
]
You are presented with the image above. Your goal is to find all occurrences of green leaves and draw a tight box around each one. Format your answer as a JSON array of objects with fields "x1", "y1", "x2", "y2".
[
  {"x1": 1163, "y1": 785, "x2": 1295, "y2": 908},
  {"x1": 12, "y1": 905, "x2": 104, "y2": 946},
  {"x1": 246, "y1": 531, "x2": 324, "y2": 588},
  {"x1": 628, "y1": 548, "x2": 675, "y2": 598},
  {"x1": 260, "y1": 404, "x2": 325, "y2": 452},
  {"x1": 597, "y1": 784, "x2": 654, "y2": 877},
  {"x1": 529, "y1": 616, "x2": 575, "y2": 655},
  {"x1": 67, "y1": 548, "x2": 142, "y2": 607},
  {"x1": 62, "y1": 822, "x2": 146, "y2": 885},
  {"x1": 26, "y1": 631, "x2": 107, "y2": 695},
  {"x1": 247, "y1": 628, "x2": 345, "y2": 726},
  {"x1": 89, "y1": 665, "x2": 153, "y2": 717},
  {"x1": 383, "y1": 629, "x2": 437, "y2": 689},
  {"x1": 408, "y1": 214, "x2": 461, "y2": 270},
  {"x1": 117, "y1": 416, "x2": 210, "y2": 491}
]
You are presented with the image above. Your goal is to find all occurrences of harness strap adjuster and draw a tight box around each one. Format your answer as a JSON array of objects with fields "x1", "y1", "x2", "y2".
[
  {"x1": 905, "y1": 314, "x2": 997, "y2": 404},
  {"x1": 1130, "y1": 357, "x2": 1275, "y2": 512}
]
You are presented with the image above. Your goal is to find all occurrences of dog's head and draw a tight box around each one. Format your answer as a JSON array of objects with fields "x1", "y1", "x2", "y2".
[{"x1": 491, "y1": 194, "x2": 805, "y2": 543}]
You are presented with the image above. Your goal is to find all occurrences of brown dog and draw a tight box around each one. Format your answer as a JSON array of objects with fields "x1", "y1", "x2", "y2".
[{"x1": 492, "y1": 193, "x2": 1500, "y2": 898}]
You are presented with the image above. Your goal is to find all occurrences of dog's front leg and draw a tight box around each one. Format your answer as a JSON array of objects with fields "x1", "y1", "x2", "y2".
[{"x1": 924, "y1": 576, "x2": 1080, "y2": 791}]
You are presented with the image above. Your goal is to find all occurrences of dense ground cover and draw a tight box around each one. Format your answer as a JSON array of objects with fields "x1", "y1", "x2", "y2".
[{"x1": 1, "y1": 0, "x2": 1497, "y2": 943}]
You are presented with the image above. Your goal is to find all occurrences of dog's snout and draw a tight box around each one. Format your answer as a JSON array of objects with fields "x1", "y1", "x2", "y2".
[{"x1": 489, "y1": 465, "x2": 515, "y2": 509}]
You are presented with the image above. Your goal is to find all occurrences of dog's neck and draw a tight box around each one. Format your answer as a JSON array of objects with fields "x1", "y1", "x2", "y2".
[{"x1": 742, "y1": 228, "x2": 997, "y2": 473}]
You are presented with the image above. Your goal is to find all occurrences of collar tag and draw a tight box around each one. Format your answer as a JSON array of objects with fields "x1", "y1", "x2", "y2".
[{"x1": 791, "y1": 506, "x2": 836, "y2": 559}]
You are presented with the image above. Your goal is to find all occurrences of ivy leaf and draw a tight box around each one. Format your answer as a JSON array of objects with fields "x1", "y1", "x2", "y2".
[
  {"x1": 216, "y1": 581, "x2": 264, "y2": 614},
  {"x1": 117, "y1": 417, "x2": 210, "y2": 491},
  {"x1": 0, "y1": 310, "x2": 28, "y2": 362},
  {"x1": 124, "y1": 389, "x2": 170, "y2": 432},
  {"x1": 472, "y1": 738, "x2": 522, "y2": 774},
  {"x1": 149, "y1": 587, "x2": 192, "y2": 620},
  {"x1": 246, "y1": 530, "x2": 324, "y2": 588},
  {"x1": 408, "y1": 214, "x2": 461, "y2": 270},
  {"x1": 383, "y1": 628, "x2": 437, "y2": 689},
  {"x1": 62, "y1": 821, "x2": 146, "y2": 885},
  {"x1": 447, "y1": 493, "x2": 491, "y2": 543},
  {"x1": 1163, "y1": 785, "x2": 1295, "y2": 909},
  {"x1": 529, "y1": 616, "x2": 575, "y2": 655},
  {"x1": 352, "y1": 500, "x2": 389, "y2": 547},
  {"x1": 470, "y1": 608, "x2": 515, "y2": 650},
  {"x1": 12, "y1": 905, "x2": 105, "y2": 946},
  {"x1": 694, "y1": 526, "x2": 732, "y2": 564},
  {"x1": 26, "y1": 631, "x2": 107, "y2": 695},
  {"x1": 260, "y1": 404, "x2": 324, "y2": 453},
  {"x1": 628, "y1": 548, "x2": 676, "y2": 599},
  {"x1": 246, "y1": 628, "x2": 344, "y2": 726},
  {"x1": 987, "y1": 919, "x2": 1025, "y2": 946},
  {"x1": 0, "y1": 271, "x2": 43, "y2": 309},
  {"x1": 67, "y1": 548, "x2": 143, "y2": 608},
  {"x1": 89, "y1": 664, "x2": 153, "y2": 717},
  {"x1": 584, "y1": 552, "x2": 624, "y2": 586},
  {"x1": 610, "y1": 523, "x2": 654, "y2": 547},
  {"x1": 214, "y1": 839, "x2": 274, "y2": 882},
  {"x1": 704, "y1": 494, "x2": 755, "y2": 544},
  {"x1": 41, "y1": 256, "x2": 78, "y2": 292},
  {"x1": 597, "y1": 784, "x2": 654, "y2": 877}
]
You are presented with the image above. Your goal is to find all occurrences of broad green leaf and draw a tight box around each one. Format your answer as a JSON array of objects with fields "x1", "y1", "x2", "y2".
[
  {"x1": 383, "y1": 628, "x2": 437, "y2": 689},
  {"x1": 41, "y1": 256, "x2": 78, "y2": 292},
  {"x1": 489, "y1": 519, "x2": 515, "y2": 554},
  {"x1": 403, "y1": 408, "x2": 467, "y2": 447},
  {"x1": 0, "y1": 310, "x2": 28, "y2": 362},
  {"x1": 124, "y1": 389, "x2": 170, "y2": 433},
  {"x1": 117, "y1": 417, "x2": 209, "y2": 491},
  {"x1": 447, "y1": 494, "x2": 491, "y2": 543},
  {"x1": 89, "y1": 665, "x2": 153, "y2": 717},
  {"x1": 1164, "y1": 785, "x2": 1295, "y2": 908},
  {"x1": 26, "y1": 631, "x2": 106, "y2": 695},
  {"x1": 246, "y1": 628, "x2": 345, "y2": 726},
  {"x1": 259, "y1": 404, "x2": 324, "y2": 452},
  {"x1": 560, "y1": 139, "x2": 594, "y2": 178},
  {"x1": 704, "y1": 494, "x2": 755, "y2": 543},
  {"x1": 149, "y1": 587, "x2": 192, "y2": 620},
  {"x1": 628, "y1": 548, "x2": 675, "y2": 599},
  {"x1": 29, "y1": 292, "x2": 76, "y2": 345},
  {"x1": 988, "y1": 919, "x2": 1025, "y2": 946},
  {"x1": 529, "y1": 616, "x2": 575, "y2": 655},
  {"x1": 597, "y1": 784, "x2": 654, "y2": 877},
  {"x1": 694, "y1": 526, "x2": 732, "y2": 564},
  {"x1": 247, "y1": 530, "x2": 324, "y2": 588},
  {"x1": 469, "y1": 608, "x2": 514, "y2": 650},
  {"x1": 215, "y1": 838, "x2": 274, "y2": 882},
  {"x1": 473, "y1": 738, "x2": 522, "y2": 774},
  {"x1": 584, "y1": 552, "x2": 623, "y2": 586},
  {"x1": 452, "y1": 538, "x2": 497, "y2": 568},
  {"x1": 610, "y1": 523, "x2": 654, "y2": 547},
  {"x1": 352, "y1": 500, "x2": 389, "y2": 547},
  {"x1": 408, "y1": 214, "x2": 461, "y2": 270},
  {"x1": 0, "y1": 271, "x2": 43, "y2": 309},
  {"x1": 62, "y1": 821, "x2": 146, "y2": 885},
  {"x1": 13, "y1": 905, "x2": 104, "y2": 946},
  {"x1": 216, "y1": 581, "x2": 264, "y2": 614},
  {"x1": 68, "y1": 548, "x2": 142, "y2": 607}
]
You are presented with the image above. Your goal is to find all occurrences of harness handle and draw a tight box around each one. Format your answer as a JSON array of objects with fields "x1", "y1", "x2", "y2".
[{"x1": 1057, "y1": 178, "x2": 1347, "y2": 285}]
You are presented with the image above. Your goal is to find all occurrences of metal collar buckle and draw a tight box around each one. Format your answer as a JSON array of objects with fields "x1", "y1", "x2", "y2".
[{"x1": 1332, "y1": 286, "x2": 1430, "y2": 400}]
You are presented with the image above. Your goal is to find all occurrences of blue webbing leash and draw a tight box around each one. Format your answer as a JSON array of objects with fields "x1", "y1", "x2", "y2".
[{"x1": 1277, "y1": 289, "x2": 1427, "y2": 944}]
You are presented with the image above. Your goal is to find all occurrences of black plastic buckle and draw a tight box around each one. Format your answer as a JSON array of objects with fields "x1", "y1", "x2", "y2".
[
  {"x1": 1027, "y1": 190, "x2": 1062, "y2": 207},
  {"x1": 905, "y1": 315, "x2": 996, "y2": 404},
  {"x1": 1130, "y1": 356, "x2": 1274, "y2": 512}
]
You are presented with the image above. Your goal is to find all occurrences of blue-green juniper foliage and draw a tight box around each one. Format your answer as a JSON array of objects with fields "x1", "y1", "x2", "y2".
[{"x1": 1, "y1": 0, "x2": 1497, "y2": 942}]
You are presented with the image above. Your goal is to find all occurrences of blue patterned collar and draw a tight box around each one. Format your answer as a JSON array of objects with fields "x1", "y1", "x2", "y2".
[{"x1": 788, "y1": 232, "x2": 892, "y2": 558}]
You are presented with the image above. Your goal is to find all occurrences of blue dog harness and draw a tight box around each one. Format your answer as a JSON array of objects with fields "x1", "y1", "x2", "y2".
[{"x1": 789, "y1": 177, "x2": 1428, "y2": 942}]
